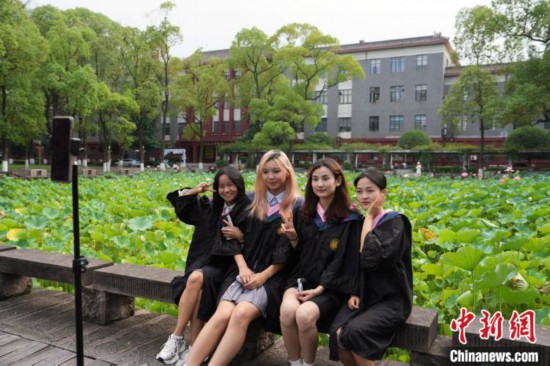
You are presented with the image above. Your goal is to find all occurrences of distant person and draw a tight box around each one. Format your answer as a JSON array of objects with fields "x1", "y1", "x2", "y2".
[
  {"x1": 331, "y1": 168, "x2": 413, "y2": 366},
  {"x1": 416, "y1": 162, "x2": 422, "y2": 176},
  {"x1": 157, "y1": 166, "x2": 250, "y2": 365}
]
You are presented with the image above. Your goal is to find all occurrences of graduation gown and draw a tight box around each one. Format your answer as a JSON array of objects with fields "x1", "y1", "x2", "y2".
[
  {"x1": 330, "y1": 212, "x2": 413, "y2": 361},
  {"x1": 218, "y1": 195, "x2": 303, "y2": 334},
  {"x1": 166, "y1": 189, "x2": 250, "y2": 321},
  {"x1": 285, "y1": 211, "x2": 362, "y2": 295}
]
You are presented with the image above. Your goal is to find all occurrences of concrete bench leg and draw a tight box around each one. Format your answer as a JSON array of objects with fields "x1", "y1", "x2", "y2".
[
  {"x1": 231, "y1": 318, "x2": 275, "y2": 364},
  {"x1": 82, "y1": 286, "x2": 134, "y2": 325},
  {"x1": 0, "y1": 273, "x2": 32, "y2": 299}
]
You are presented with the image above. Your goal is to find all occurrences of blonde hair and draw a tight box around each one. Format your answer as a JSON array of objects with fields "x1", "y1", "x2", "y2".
[{"x1": 249, "y1": 150, "x2": 299, "y2": 220}]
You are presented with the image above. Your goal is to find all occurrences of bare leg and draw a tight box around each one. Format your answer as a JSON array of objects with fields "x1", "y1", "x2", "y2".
[
  {"x1": 280, "y1": 288, "x2": 301, "y2": 361},
  {"x1": 208, "y1": 301, "x2": 261, "y2": 366},
  {"x1": 295, "y1": 301, "x2": 321, "y2": 364},
  {"x1": 184, "y1": 301, "x2": 235, "y2": 366},
  {"x1": 174, "y1": 271, "x2": 204, "y2": 337},
  {"x1": 352, "y1": 352, "x2": 375, "y2": 366},
  {"x1": 189, "y1": 290, "x2": 205, "y2": 344},
  {"x1": 336, "y1": 328, "x2": 356, "y2": 366}
]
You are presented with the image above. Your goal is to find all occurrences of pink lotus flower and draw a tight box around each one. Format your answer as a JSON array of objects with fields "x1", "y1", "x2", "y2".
[
  {"x1": 461, "y1": 172, "x2": 469, "y2": 178},
  {"x1": 499, "y1": 179, "x2": 505, "y2": 184},
  {"x1": 414, "y1": 173, "x2": 419, "y2": 178},
  {"x1": 514, "y1": 176, "x2": 521, "y2": 180}
]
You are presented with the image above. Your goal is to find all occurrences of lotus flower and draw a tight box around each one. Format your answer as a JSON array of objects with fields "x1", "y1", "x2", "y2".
[
  {"x1": 514, "y1": 176, "x2": 521, "y2": 180},
  {"x1": 461, "y1": 172, "x2": 469, "y2": 178}
]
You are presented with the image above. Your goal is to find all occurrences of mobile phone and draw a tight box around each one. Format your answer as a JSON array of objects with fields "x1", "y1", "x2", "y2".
[{"x1": 297, "y1": 278, "x2": 305, "y2": 292}]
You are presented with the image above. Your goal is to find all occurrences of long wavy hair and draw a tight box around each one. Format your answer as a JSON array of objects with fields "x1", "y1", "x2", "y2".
[
  {"x1": 249, "y1": 150, "x2": 299, "y2": 220},
  {"x1": 212, "y1": 166, "x2": 246, "y2": 218},
  {"x1": 300, "y1": 158, "x2": 353, "y2": 224}
]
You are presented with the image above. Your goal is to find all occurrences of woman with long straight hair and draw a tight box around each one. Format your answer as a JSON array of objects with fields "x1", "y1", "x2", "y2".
[
  {"x1": 331, "y1": 168, "x2": 413, "y2": 366},
  {"x1": 184, "y1": 150, "x2": 302, "y2": 366},
  {"x1": 279, "y1": 158, "x2": 361, "y2": 366},
  {"x1": 157, "y1": 166, "x2": 250, "y2": 365}
]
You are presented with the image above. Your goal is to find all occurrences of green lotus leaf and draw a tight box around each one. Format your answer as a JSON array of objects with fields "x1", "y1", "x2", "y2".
[
  {"x1": 456, "y1": 229, "x2": 481, "y2": 244},
  {"x1": 539, "y1": 222, "x2": 550, "y2": 235},
  {"x1": 42, "y1": 208, "x2": 60, "y2": 219},
  {"x1": 421, "y1": 263, "x2": 443, "y2": 276},
  {"x1": 440, "y1": 246, "x2": 485, "y2": 272},
  {"x1": 500, "y1": 287, "x2": 540, "y2": 305},
  {"x1": 456, "y1": 290, "x2": 474, "y2": 307},
  {"x1": 475, "y1": 263, "x2": 516, "y2": 289},
  {"x1": 24, "y1": 215, "x2": 48, "y2": 229},
  {"x1": 127, "y1": 216, "x2": 154, "y2": 231},
  {"x1": 481, "y1": 218, "x2": 499, "y2": 229},
  {"x1": 437, "y1": 229, "x2": 456, "y2": 245}
]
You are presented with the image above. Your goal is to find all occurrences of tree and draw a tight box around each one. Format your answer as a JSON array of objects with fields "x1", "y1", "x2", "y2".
[
  {"x1": 304, "y1": 132, "x2": 336, "y2": 148},
  {"x1": 171, "y1": 52, "x2": 229, "y2": 169},
  {"x1": 505, "y1": 125, "x2": 550, "y2": 150},
  {"x1": 146, "y1": 1, "x2": 182, "y2": 170},
  {"x1": 398, "y1": 130, "x2": 433, "y2": 149},
  {"x1": 499, "y1": 51, "x2": 550, "y2": 126},
  {"x1": 0, "y1": 0, "x2": 47, "y2": 172},
  {"x1": 438, "y1": 66, "x2": 500, "y2": 177},
  {"x1": 252, "y1": 121, "x2": 295, "y2": 150},
  {"x1": 454, "y1": 5, "x2": 501, "y2": 64}
]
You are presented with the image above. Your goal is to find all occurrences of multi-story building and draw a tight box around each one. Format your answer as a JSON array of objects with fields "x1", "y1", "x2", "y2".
[{"x1": 166, "y1": 34, "x2": 515, "y2": 164}]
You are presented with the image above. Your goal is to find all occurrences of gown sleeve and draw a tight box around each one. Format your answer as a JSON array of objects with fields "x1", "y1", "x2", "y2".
[
  {"x1": 166, "y1": 189, "x2": 212, "y2": 226},
  {"x1": 361, "y1": 215, "x2": 408, "y2": 271}
]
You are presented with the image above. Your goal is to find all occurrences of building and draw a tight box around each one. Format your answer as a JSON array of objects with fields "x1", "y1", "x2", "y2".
[{"x1": 166, "y1": 34, "x2": 515, "y2": 164}]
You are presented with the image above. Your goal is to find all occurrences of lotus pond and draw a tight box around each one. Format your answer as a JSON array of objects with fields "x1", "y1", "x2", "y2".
[{"x1": 0, "y1": 172, "x2": 548, "y2": 333}]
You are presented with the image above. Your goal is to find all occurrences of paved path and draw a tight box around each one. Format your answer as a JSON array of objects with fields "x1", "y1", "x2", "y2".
[{"x1": 0, "y1": 289, "x2": 406, "y2": 365}]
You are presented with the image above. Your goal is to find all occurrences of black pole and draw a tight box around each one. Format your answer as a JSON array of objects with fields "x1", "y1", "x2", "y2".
[{"x1": 71, "y1": 139, "x2": 87, "y2": 366}]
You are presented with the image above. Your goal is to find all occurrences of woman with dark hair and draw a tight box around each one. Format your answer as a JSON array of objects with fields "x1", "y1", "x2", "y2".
[
  {"x1": 279, "y1": 158, "x2": 362, "y2": 366},
  {"x1": 156, "y1": 166, "x2": 251, "y2": 365},
  {"x1": 184, "y1": 150, "x2": 302, "y2": 366},
  {"x1": 331, "y1": 167, "x2": 413, "y2": 366}
]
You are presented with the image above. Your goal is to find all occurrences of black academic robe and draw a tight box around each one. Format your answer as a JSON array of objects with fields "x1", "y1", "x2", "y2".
[
  {"x1": 285, "y1": 211, "x2": 362, "y2": 295},
  {"x1": 166, "y1": 189, "x2": 250, "y2": 321},
  {"x1": 218, "y1": 195, "x2": 303, "y2": 334},
  {"x1": 330, "y1": 212, "x2": 413, "y2": 361}
]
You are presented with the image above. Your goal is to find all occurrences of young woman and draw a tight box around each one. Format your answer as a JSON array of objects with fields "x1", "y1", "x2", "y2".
[
  {"x1": 279, "y1": 158, "x2": 361, "y2": 366},
  {"x1": 157, "y1": 166, "x2": 251, "y2": 365},
  {"x1": 184, "y1": 150, "x2": 301, "y2": 366},
  {"x1": 331, "y1": 168, "x2": 413, "y2": 366}
]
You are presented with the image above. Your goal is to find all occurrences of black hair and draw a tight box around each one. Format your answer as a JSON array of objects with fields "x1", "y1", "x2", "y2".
[
  {"x1": 353, "y1": 167, "x2": 387, "y2": 190},
  {"x1": 212, "y1": 166, "x2": 246, "y2": 218},
  {"x1": 300, "y1": 158, "x2": 353, "y2": 225}
]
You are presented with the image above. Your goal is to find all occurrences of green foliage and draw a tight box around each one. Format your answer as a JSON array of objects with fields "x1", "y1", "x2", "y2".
[
  {"x1": 505, "y1": 126, "x2": 550, "y2": 151},
  {"x1": 398, "y1": 130, "x2": 433, "y2": 150},
  {"x1": 1, "y1": 173, "x2": 549, "y2": 329},
  {"x1": 304, "y1": 133, "x2": 336, "y2": 148},
  {"x1": 252, "y1": 121, "x2": 295, "y2": 150}
]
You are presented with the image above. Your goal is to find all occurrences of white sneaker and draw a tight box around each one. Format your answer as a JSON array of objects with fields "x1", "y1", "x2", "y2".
[
  {"x1": 174, "y1": 346, "x2": 191, "y2": 366},
  {"x1": 156, "y1": 335, "x2": 187, "y2": 364}
]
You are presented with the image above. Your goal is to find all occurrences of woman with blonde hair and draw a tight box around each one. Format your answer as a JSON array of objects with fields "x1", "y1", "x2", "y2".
[{"x1": 184, "y1": 150, "x2": 302, "y2": 366}]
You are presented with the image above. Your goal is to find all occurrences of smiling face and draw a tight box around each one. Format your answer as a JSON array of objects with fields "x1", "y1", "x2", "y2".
[
  {"x1": 261, "y1": 159, "x2": 287, "y2": 195},
  {"x1": 217, "y1": 174, "x2": 238, "y2": 205},
  {"x1": 355, "y1": 177, "x2": 386, "y2": 210},
  {"x1": 311, "y1": 166, "x2": 340, "y2": 202}
]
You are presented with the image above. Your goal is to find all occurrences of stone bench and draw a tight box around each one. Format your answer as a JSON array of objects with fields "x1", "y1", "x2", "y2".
[
  {"x1": 87, "y1": 263, "x2": 274, "y2": 362},
  {"x1": 82, "y1": 168, "x2": 97, "y2": 177},
  {"x1": 28, "y1": 169, "x2": 48, "y2": 178},
  {"x1": 0, "y1": 248, "x2": 112, "y2": 299}
]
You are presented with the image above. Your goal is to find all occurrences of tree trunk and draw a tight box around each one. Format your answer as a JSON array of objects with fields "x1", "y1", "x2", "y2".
[{"x1": 479, "y1": 119, "x2": 485, "y2": 179}]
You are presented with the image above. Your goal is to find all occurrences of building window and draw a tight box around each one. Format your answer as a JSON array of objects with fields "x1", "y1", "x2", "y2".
[
  {"x1": 223, "y1": 120, "x2": 229, "y2": 133},
  {"x1": 390, "y1": 86, "x2": 405, "y2": 102},
  {"x1": 338, "y1": 118, "x2": 351, "y2": 132},
  {"x1": 315, "y1": 118, "x2": 327, "y2": 132},
  {"x1": 389, "y1": 115, "x2": 404, "y2": 131},
  {"x1": 369, "y1": 116, "x2": 379, "y2": 132},
  {"x1": 224, "y1": 100, "x2": 230, "y2": 110},
  {"x1": 212, "y1": 121, "x2": 219, "y2": 133},
  {"x1": 369, "y1": 59, "x2": 381, "y2": 74},
  {"x1": 315, "y1": 90, "x2": 327, "y2": 104},
  {"x1": 369, "y1": 87, "x2": 380, "y2": 103},
  {"x1": 391, "y1": 57, "x2": 405, "y2": 73},
  {"x1": 339, "y1": 89, "x2": 352, "y2": 104},
  {"x1": 416, "y1": 55, "x2": 428, "y2": 70},
  {"x1": 415, "y1": 84, "x2": 427, "y2": 101},
  {"x1": 164, "y1": 125, "x2": 171, "y2": 136},
  {"x1": 234, "y1": 120, "x2": 241, "y2": 133},
  {"x1": 414, "y1": 114, "x2": 427, "y2": 130}
]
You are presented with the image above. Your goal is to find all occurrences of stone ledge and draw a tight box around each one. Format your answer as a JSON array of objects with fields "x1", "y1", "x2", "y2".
[
  {"x1": 0, "y1": 244, "x2": 16, "y2": 252},
  {"x1": 93, "y1": 264, "x2": 180, "y2": 303},
  {"x1": 391, "y1": 306, "x2": 439, "y2": 353},
  {"x1": 0, "y1": 248, "x2": 112, "y2": 285}
]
